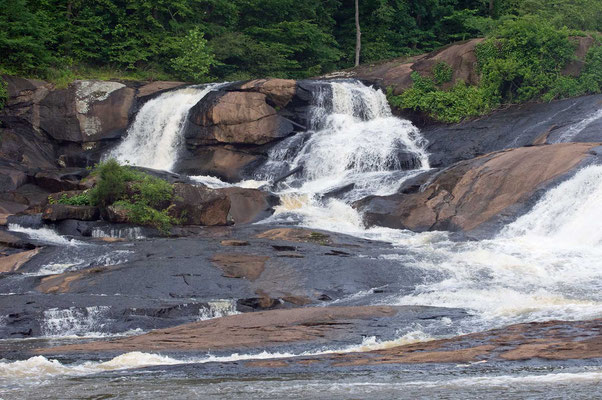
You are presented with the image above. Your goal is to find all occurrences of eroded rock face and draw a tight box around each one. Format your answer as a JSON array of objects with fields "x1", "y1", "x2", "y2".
[
  {"x1": 356, "y1": 143, "x2": 601, "y2": 233},
  {"x1": 170, "y1": 183, "x2": 232, "y2": 226},
  {"x1": 42, "y1": 204, "x2": 100, "y2": 222},
  {"x1": 339, "y1": 38, "x2": 484, "y2": 95},
  {"x1": 187, "y1": 90, "x2": 294, "y2": 145},
  {"x1": 222, "y1": 187, "x2": 277, "y2": 224}
]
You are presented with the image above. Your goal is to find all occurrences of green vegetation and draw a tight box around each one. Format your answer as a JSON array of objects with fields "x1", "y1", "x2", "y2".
[
  {"x1": 2, "y1": 0, "x2": 599, "y2": 84},
  {"x1": 389, "y1": 73, "x2": 490, "y2": 123},
  {"x1": 55, "y1": 192, "x2": 92, "y2": 206},
  {"x1": 88, "y1": 160, "x2": 177, "y2": 233},
  {"x1": 389, "y1": 14, "x2": 602, "y2": 123}
]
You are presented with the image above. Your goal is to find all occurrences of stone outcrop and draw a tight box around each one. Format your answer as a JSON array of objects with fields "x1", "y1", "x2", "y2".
[
  {"x1": 222, "y1": 187, "x2": 277, "y2": 224},
  {"x1": 355, "y1": 143, "x2": 601, "y2": 233},
  {"x1": 1, "y1": 75, "x2": 186, "y2": 171},
  {"x1": 0, "y1": 248, "x2": 40, "y2": 273},
  {"x1": 39, "y1": 306, "x2": 401, "y2": 353},
  {"x1": 187, "y1": 90, "x2": 293, "y2": 145},
  {"x1": 330, "y1": 38, "x2": 484, "y2": 95},
  {"x1": 170, "y1": 183, "x2": 232, "y2": 226},
  {"x1": 42, "y1": 204, "x2": 100, "y2": 222},
  {"x1": 178, "y1": 79, "x2": 323, "y2": 180}
]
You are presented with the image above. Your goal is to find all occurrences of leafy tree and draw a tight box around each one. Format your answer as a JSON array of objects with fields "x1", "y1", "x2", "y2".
[{"x1": 170, "y1": 28, "x2": 216, "y2": 82}]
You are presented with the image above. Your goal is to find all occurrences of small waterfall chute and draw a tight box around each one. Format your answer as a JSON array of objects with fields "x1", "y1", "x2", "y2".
[{"x1": 106, "y1": 84, "x2": 221, "y2": 171}]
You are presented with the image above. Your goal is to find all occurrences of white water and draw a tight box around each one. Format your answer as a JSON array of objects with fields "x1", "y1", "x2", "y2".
[
  {"x1": 7, "y1": 224, "x2": 84, "y2": 246},
  {"x1": 106, "y1": 85, "x2": 221, "y2": 171},
  {"x1": 198, "y1": 299, "x2": 240, "y2": 321},
  {"x1": 555, "y1": 107, "x2": 602, "y2": 142},
  {"x1": 264, "y1": 81, "x2": 430, "y2": 202},
  {"x1": 0, "y1": 331, "x2": 434, "y2": 380},
  {"x1": 41, "y1": 306, "x2": 111, "y2": 337}
]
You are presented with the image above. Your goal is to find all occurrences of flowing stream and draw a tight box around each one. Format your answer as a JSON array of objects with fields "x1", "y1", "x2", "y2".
[{"x1": 2, "y1": 80, "x2": 601, "y2": 398}]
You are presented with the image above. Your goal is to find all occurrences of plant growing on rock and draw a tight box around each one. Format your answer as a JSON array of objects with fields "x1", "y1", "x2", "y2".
[{"x1": 88, "y1": 159, "x2": 178, "y2": 233}]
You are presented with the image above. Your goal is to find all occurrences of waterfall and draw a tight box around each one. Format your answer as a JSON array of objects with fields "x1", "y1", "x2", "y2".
[
  {"x1": 259, "y1": 81, "x2": 429, "y2": 203},
  {"x1": 106, "y1": 84, "x2": 220, "y2": 171},
  {"x1": 388, "y1": 164, "x2": 602, "y2": 330},
  {"x1": 502, "y1": 165, "x2": 602, "y2": 246}
]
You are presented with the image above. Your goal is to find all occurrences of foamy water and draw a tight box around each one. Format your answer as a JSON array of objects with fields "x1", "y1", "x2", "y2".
[
  {"x1": 8, "y1": 224, "x2": 85, "y2": 246},
  {"x1": 106, "y1": 84, "x2": 222, "y2": 171}
]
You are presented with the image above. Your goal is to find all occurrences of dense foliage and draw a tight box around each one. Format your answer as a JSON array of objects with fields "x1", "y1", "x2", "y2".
[
  {"x1": 86, "y1": 160, "x2": 177, "y2": 232},
  {"x1": 390, "y1": 15, "x2": 602, "y2": 122},
  {"x1": 2, "y1": 0, "x2": 600, "y2": 83}
]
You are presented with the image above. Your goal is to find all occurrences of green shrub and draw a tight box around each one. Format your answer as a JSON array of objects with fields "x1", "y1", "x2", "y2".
[
  {"x1": 113, "y1": 200, "x2": 174, "y2": 234},
  {"x1": 57, "y1": 192, "x2": 92, "y2": 206},
  {"x1": 388, "y1": 16, "x2": 601, "y2": 122},
  {"x1": 476, "y1": 16, "x2": 575, "y2": 104},
  {"x1": 433, "y1": 61, "x2": 453, "y2": 85},
  {"x1": 389, "y1": 72, "x2": 491, "y2": 123},
  {"x1": 88, "y1": 159, "x2": 177, "y2": 233},
  {"x1": 88, "y1": 159, "x2": 140, "y2": 207}
]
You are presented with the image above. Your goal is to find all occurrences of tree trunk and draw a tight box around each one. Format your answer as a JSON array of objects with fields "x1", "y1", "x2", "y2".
[
  {"x1": 489, "y1": 0, "x2": 494, "y2": 16},
  {"x1": 355, "y1": 0, "x2": 361, "y2": 67}
]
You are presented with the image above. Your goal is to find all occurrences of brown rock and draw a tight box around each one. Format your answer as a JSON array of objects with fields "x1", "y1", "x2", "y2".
[
  {"x1": 136, "y1": 81, "x2": 186, "y2": 99},
  {"x1": 256, "y1": 228, "x2": 332, "y2": 245},
  {"x1": 170, "y1": 183, "x2": 231, "y2": 226},
  {"x1": 0, "y1": 248, "x2": 40, "y2": 273},
  {"x1": 220, "y1": 240, "x2": 250, "y2": 246},
  {"x1": 187, "y1": 91, "x2": 294, "y2": 145},
  {"x1": 42, "y1": 204, "x2": 100, "y2": 222},
  {"x1": 211, "y1": 253, "x2": 269, "y2": 281},
  {"x1": 105, "y1": 204, "x2": 130, "y2": 223},
  {"x1": 357, "y1": 143, "x2": 599, "y2": 232},
  {"x1": 344, "y1": 38, "x2": 484, "y2": 95},
  {"x1": 0, "y1": 167, "x2": 27, "y2": 192},
  {"x1": 221, "y1": 187, "x2": 275, "y2": 224},
  {"x1": 33, "y1": 170, "x2": 84, "y2": 192},
  {"x1": 38, "y1": 306, "x2": 399, "y2": 354},
  {"x1": 0, "y1": 230, "x2": 35, "y2": 249},
  {"x1": 240, "y1": 79, "x2": 296, "y2": 107},
  {"x1": 563, "y1": 36, "x2": 597, "y2": 77},
  {"x1": 177, "y1": 146, "x2": 262, "y2": 182}
]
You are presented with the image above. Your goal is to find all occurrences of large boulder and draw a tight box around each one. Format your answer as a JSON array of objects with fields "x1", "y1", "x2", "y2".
[
  {"x1": 422, "y1": 93, "x2": 602, "y2": 168},
  {"x1": 170, "y1": 183, "x2": 231, "y2": 226},
  {"x1": 355, "y1": 143, "x2": 602, "y2": 233},
  {"x1": 186, "y1": 90, "x2": 294, "y2": 146},
  {"x1": 238, "y1": 79, "x2": 296, "y2": 108},
  {"x1": 38, "y1": 80, "x2": 135, "y2": 143},
  {"x1": 222, "y1": 187, "x2": 277, "y2": 224},
  {"x1": 334, "y1": 38, "x2": 484, "y2": 95},
  {"x1": 176, "y1": 146, "x2": 263, "y2": 182}
]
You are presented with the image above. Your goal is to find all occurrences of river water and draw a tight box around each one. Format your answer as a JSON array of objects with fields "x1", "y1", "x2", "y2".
[{"x1": 1, "y1": 81, "x2": 601, "y2": 398}]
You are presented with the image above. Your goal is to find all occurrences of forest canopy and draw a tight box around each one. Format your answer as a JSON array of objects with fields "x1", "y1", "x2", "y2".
[{"x1": 1, "y1": 0, "x2": 601, "y2": 83}]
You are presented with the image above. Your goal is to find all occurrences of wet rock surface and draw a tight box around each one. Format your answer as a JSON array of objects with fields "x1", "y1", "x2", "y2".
[
  {"x1": 0, "y1": 223, "x2": 426, "y2": 339},
  {"x1": 356, "y1": 143, "x2": 602, "y2": 234}
]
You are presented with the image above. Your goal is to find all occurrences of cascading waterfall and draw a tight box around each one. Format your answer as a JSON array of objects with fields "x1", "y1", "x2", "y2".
[
  {"x1": 257, "y1": 81, "x2": 430, "y2": 229},
  {"x1": 387, "y1": 165, "x2": 602, "y2": 331},
  {"x1": 106, "y1": 84, "x2": 221, "y2": 171},
  {"x1": 264, "y1": 81, "x2": 429, "y2": 199}
]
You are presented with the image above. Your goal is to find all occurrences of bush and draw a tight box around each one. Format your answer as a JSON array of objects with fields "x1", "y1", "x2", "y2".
[
  {"x1": 389, "y1": 72, "x2": 491, "y2": 123},
  {"x1": 170, "y1": 28, "x2": 216, "y2": 82},
  {"x1": 476, "y1": 16, "x2": 575, "y2": 104},
  {"x1": 433, "y1": 61, "x2": 453, "y2": 85},
  {"x1": 88, "y1": 160, "x2": 177, "y2": 232},
  {"x1": 388, "y1": 16, "x2": 601, "y2": 122},
  {"x1": 56, "y1": 192, "x2": 92, "y2": 206}
]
